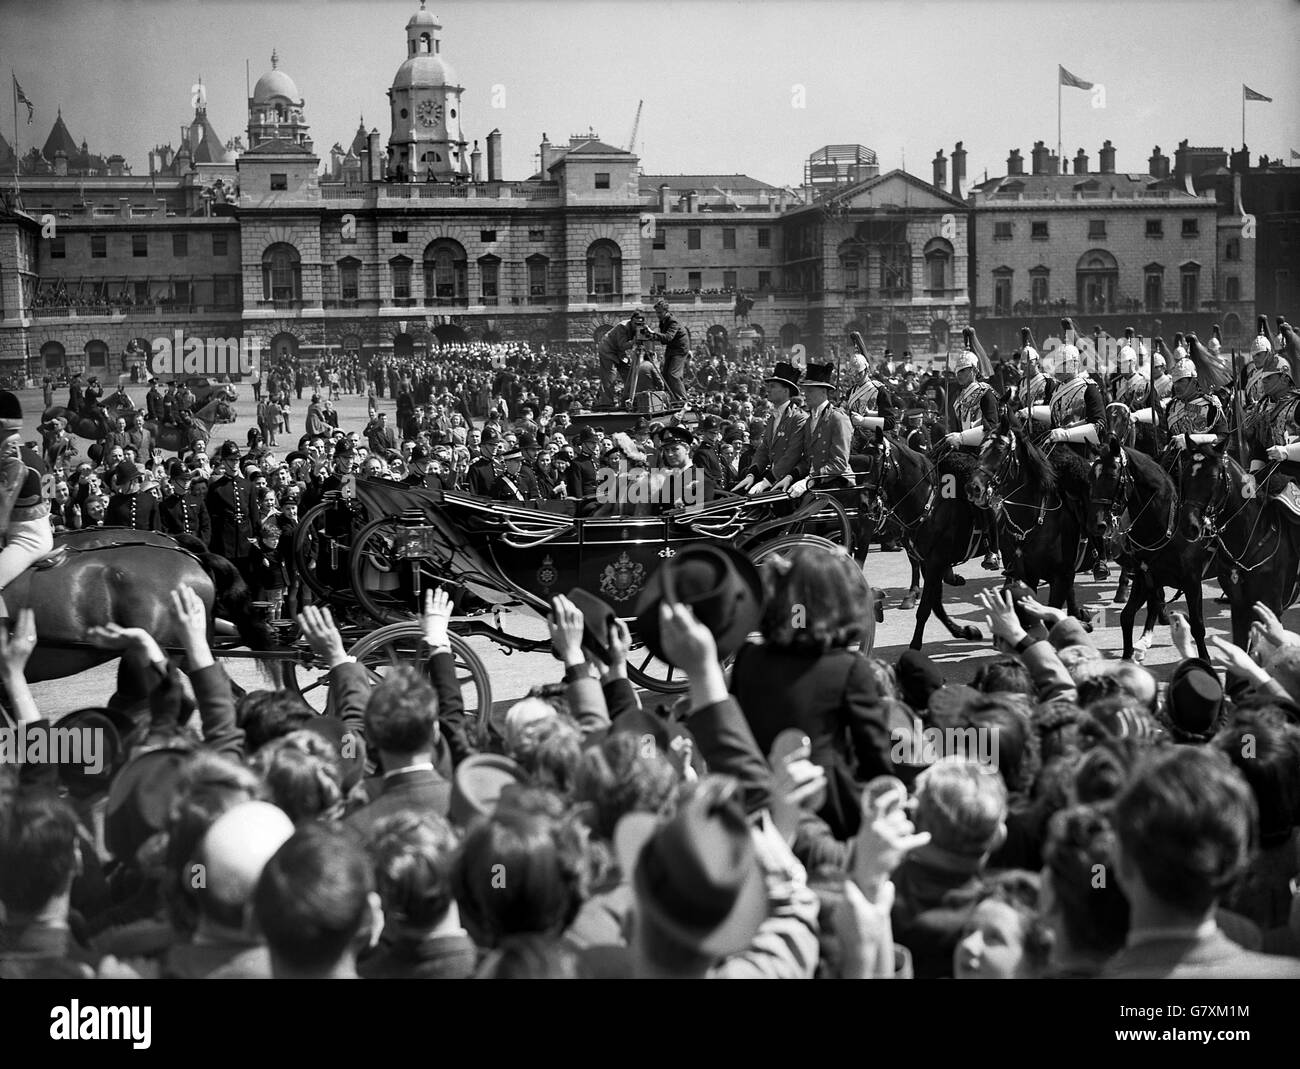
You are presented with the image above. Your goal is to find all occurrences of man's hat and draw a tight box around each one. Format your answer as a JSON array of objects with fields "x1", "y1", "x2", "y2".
[
  {"x1": 699, "y1": 414, "x2": 722, "y2": 432},
  {"x1": 502, "y1": 446, "x2": 524, "y2": 462},
  {"x1": 661, "y1": 424, "x2": 696, "y2": 447},
  {"x1": 217, "y1": 440, "x2": 241, "y2": 460},
  {"x1": 449, "y1": 753, "x2": 526, "y2": 829},
  {"x1": 0, "y1": 391, "x2": 22, "y2": 440},
  {"x1": 111, "y1": 461, "x2": 142, "y2": 489},
  {"x1": 614, "y1": 783, "x2": 767, "y2": 960},
  {"x1": 635, "y1": 544, "x2": 764, "y2": 665},
  {"x1": 631, "y1": 417, "x2": 651, "y2": 435},
  {"x1": 333, "y1": 438, "x2": 355, "y2": 458},
  {"x1": 574, "y1": 425, "x2": 600, "y2": 445},
  {"x1": 479, "y1": 425, "x2": 501, "y2": 443},
  {"x1": 1165, "y1": 657, "x2": 1224, "y2": 743},
  {"x1": 516, "y1": 430, "x2": 538, "y2": 450},
  {"x1": 764, "y1": 362, "x2": 802, "y2": 395},
  {"x1": 167, "y1": 459, "x2": 193, "y2": 482},
  {"x1": 105, "y1": 746, "x2": 192, "y2": 862},
  {"x1": 410, "y1": 444, "x2": 431, "y2": 462},
  {"x1": 722, "y1": 425, "x2": 746, "y2": 443},
  {"x1": 801, "y1": 362, "x2": 836, "y2": 390}
]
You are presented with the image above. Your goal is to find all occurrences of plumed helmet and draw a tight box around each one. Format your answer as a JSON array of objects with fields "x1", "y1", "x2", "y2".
[
  {"x1": 1058, "y1": 342, "x2": 1081, "y2": 375},
  {"x1": 1152, "y1": 352, "x2": 1166, "y2": 370},
  {"x1": 1260, "y1": 355, "x2": 1292, "y2": 382},
  {"x1": 1173, "y1": 344, "x2": 1188, "y2": 362},
  {"x1": 952, "y1": 350, "x2": 980, "y2": 373},
  {"x1": 1117, "y1": 344, "x2": 1137, "y2": 373},
  {"x1": 848, "y1": 353, "x2": 868, "y2": 377},
  {"x1": 1169, "y1": 358, "x2": 1197, "y2": 383},
  {"x1": 1252, "y1": 332, "x2": 1274, "y2": 356}
]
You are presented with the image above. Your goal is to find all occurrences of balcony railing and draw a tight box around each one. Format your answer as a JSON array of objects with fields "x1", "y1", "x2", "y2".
[
  {"x1": 423, "y1": 296, "x2": 469, "y2": 307},
  {"x1": 586, "y1": 293, "x2": 623, "y2": 304},
  {"x1": 28, "y1": 302, "x2": 241, "y2": 318},
  {"x1": 528, "y1": 294, "x2": 556, "y2": 305},
  {"x1": 480, "y1": 295, "x2": 500, "y2": 307}
]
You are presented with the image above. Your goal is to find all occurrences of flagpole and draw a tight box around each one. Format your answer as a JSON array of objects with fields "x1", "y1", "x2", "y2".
[
  {"x1": 1242, "y1": 85, "x2": 1246, "y2": 149},
  {"x1": 1057, "y1": 75, "x2": 1062, "y2": 164},
  {"x1": 11, "y1": 71, "x2": 19, "y2": 194}
]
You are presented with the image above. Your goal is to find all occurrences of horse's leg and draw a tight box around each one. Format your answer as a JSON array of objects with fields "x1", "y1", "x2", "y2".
[
  {"x1": 925, "y1": 546, "x2": 982, "y2": 643},
  {"x1": 1184, "y1": 577, "x2": 1210, "y2": 661},
  {"x1": 1137, "y1": 581, "x2": 1167, "y2": 656},
  {"x1": 909, "y1": 560, "x2": 943, "y2": 649},
  {"x1": 1120, "y1": 568, "x2": 1146, "y2": 660}
]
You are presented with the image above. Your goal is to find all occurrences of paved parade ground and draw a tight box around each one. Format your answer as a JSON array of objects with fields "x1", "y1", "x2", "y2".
[{"x1": 19, "y1": 380, "x2": 1250, "y2": 718}]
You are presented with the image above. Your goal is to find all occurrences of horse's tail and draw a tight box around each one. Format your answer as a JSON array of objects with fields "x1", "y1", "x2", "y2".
[{"x1": 172, "y1": 534, "x2": 277, "y2": 652}]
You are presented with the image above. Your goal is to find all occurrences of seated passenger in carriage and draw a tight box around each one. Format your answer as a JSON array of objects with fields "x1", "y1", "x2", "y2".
[
  {"x1": 0, "y1": 392, "x2": 55, "y2": 596},
  {"x1": 491, "y1": 446, "x2": 540, "y2": 503}
]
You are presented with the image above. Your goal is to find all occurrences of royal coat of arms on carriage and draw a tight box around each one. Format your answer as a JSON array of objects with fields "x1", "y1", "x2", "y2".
[
  {"x1": 599, "y1": 551, "x2": 645, "y2": 602},
  {"x1": 536, "y1": 555, "x2": 558, "y2": 593}
]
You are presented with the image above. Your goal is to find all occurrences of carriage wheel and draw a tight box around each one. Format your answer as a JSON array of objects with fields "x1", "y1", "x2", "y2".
[
  {"x1": 748, "y1": 533, "x2": 841, "y2": 567},
  {"x1": 349, "y1": 516, "x2": 462, "y2": 627},
  {"x1": 624, "y1": 645, "x2": 690, "y2": 696},
  {"x1": 281, "y1": 625, "x2": 492, "y2": 732},
  {"x1": 292, "y1": 501, "x2": 366, "y2": 605},
  {"x1": 785, "y1": 494, "x2": 853, "y2": 550}
]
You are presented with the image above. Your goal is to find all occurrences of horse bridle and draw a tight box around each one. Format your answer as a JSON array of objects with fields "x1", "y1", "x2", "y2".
[{"x1": 1176, "y1": 448, "x2": 1234, "y2": 544}]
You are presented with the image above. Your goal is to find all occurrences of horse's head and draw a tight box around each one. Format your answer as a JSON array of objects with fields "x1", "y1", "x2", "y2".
[
  {"x1": 968, "y1": 413, "x2": 1014, "y2": 508},
  {"x1": 1088, "y1": 437, "x2": 1127, "y2": 539},
  {"x1": 1177, "y1": 439, "x2": 1229, "y2": 543}
]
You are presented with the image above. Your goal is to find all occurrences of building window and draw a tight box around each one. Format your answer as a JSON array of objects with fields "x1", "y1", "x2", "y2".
[
  {"x1": 880, "y1": 244, "x2": 911, "y2": 296},
  {"x1": 173, "y1": 280, "x2": 190, "y2": 305},
  {"x1": 843, "y1": 261, "x2": 860, "y2": 291},
  {"x1": 723, "y1": 270, "x2": 737, "y2": 290},
  {"x1": 587, "y1": 240, "x2": 620, "y2": 295},
  {"x1": 1088, "y1": 220, "x2": 1106, "y2": 239},
  {"x1": 1030, "y1": 270, "x2": 1049, "y2": 308},
  {"x1": 1225, "y1": 238, "x2": 1240, "y2": 261},
  {"x1": 923, "y1": 237, "x2": 953, "y2": 293},
  {"x1": 214, "y1": 277, "x2": 237, "y2": 307},
  {"x1": 994, "y1": 221, "x2": 1013, "y2": 240},
  {"x1": 1031, "y1": 221, "x2": 1049, "y2": 239},
  {"x1": 339, "y1": 259, "x2": 360, "y2": 301},
  {"x1": 262, "y1": 242, "x2": 301, "y2": 301},
  {"x1": 173, "y1": 233, "x2": 188, "y2": 257},
  {"x1": 687, "y1": 228, "x2": 701, "y2": 250},
  {"x1": 722, "y1": 229, "x2": 736, "y2": 250},
  {"x1": 91, "y1": 234, "x2": 106, "y2": 258},
  {"x1": 993, "y1": 271, "x2": 1012, "y2": 316},
  {"x1": 1225, "y1": 275, "x2": 1240, "y2": 301},
  {"x1": 1180, "y1": 266, "x2": 1199, "y2": 310},
  {"x1": 392, "y1": 230, "x2": 409, "y2": 244},
  {"x1": 480, "y1": 230, "x2": 496, "y2": 243},
  {"x1": 1182, "y1": 218, "x2": 1199, "y2": 237},
  {"x1": 1146, "y1": 219, "x2": 1163, "y2": 238},
  {"x1": 391, "y1": 257, "x2": 412, "y2": 300},
  {"x1": 1077, "y1": 249, "x2": 1119, "y2": 314},
  {"x1": 528, "y1": 257, "x2": 547, "y2": 297},
  {"x1": 528, "y1": 229, "x2": 544, "y2": 241},
  {"x1": 757, "y1": 228, "x2": 771, "y2": 249},
  {"x1": 652, "y1": 272, "x2": 667, "y2": 293},
  {"x1": 688, "y1": 271, "x2": 701, "y2": 291},
  {"x1": 132, "y1": 234, "x2": 148, "y2": 257},
  {"x1": 134, "y1": 281, "x2": 149, "y2": 303},
  {"x1": 652, "y1": 230, "x2": 666, "y2": 250},
  {"x1": 50, "y1": 237, "x2": 65, "y2": 259},
  {"x1": 270, "y1": 173, "x2": 288, "y2": 191},
  {"x1": 424, "y1": 240, "x2": 468, "y2": 299},
  {"x1": 595, "y1": 172, "x2": 610, "y2": 190},
  {"x1": 758, "y1": 270, "x2": 771, "y2": 290},
  {"x1": 1144, "y1": 268, "x2": 1163, "y2": 312},
  {"x1": 480, "y1": 259, "x2": 499, "y2": 299},
  {"x1": 213, "y1": 233, "x2": 228, "y2": 256}
]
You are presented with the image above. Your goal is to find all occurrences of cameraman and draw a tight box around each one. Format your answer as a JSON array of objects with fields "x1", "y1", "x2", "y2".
[
  {"x1": 646, "y1": 297, "x2": 690, "y2": 404},
  {"x1": 596, "y1": 311, "x2": 647, "y2": 408}
]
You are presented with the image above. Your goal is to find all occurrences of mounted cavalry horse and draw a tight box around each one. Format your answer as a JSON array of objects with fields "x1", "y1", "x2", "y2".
[
  {"x1": 43, "y1": 380, "x2": 237, "y2": 453},
  {"x1": 145, "y1": 393, "x2": 237, "y2": 453}
]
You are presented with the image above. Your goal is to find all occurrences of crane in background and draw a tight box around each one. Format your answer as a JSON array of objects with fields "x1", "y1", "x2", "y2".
[{"x1": 626, "y1": 99, "x2": 643, "y2": 152}]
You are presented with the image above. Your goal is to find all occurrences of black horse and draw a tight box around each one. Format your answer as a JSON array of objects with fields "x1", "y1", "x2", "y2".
[
  {"x1": 1177, "y1": 441, "x2": 1300, "y2": 648},
  {"x1": 857, "y1": 432, "x2": 984, "y2": 649},
  {"x1": 969, "y1": 413, "x2": 1085, "y2": 617},
  {"x1": 1088, "y1": 438, "x2": 1214, "y2": 661}
]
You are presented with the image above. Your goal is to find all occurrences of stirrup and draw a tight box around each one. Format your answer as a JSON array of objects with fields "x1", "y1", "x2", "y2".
[
  {"x1": 981, "y1": 553, "x2": 1001, "y2": 570},
  {"x1": 1092, "y1": 565, "x2": 1111, "y2": 581}
]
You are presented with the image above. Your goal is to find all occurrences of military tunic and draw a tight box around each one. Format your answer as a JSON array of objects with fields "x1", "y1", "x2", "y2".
[
  {"x1": 952, "y1": 381, "x2": 998, "y2": 452},
  {"x1": 1111, "y1": 371, "x2": 1151, "y2": 410}
]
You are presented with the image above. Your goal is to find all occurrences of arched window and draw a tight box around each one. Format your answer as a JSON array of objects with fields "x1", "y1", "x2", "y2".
[
  {"x1": 587, "y1": 240, "x2": 622, "y2": 298},
  {"x1": 478, "y1": 254, "x2": 501, "y2": 303},
  {"x1": 84, "y1": 340, "x2": 109, "y2": 372},
  {"x1": 41, "y1": 341, "x2": 66, "y2": 372},
  {"x1": 992, "y1": 266, "x2": 1013, "y2": 316},
  {"x1": 423, "y1": 239, "x2": 467, "y2": 302},
  {"x1": 1180, "y1": 261, "x2": 1200, "y2": 312},
  {"x1": 923, "y1": 237, "x2": 954, "y2": 293},
  {"x1": 1029, "y1": 265, "x2": 1050, "y2": 310},
  {"x1": 341, "y1": 334, "x2": 363, "y2": 359},
  {"x1": 779, "y1": 323, "x2": 800, "y2": 350},
  {"x1": 880, "y1": 243, "x2": 911, "y2": 297},
  {"x1": 419, "y1": 32, "x2": 432, "y2": 54},
  {"x1": 1076, "y1": 248, "x2": 1118, "y2": 315},
  {"x1": 262, "y1": 242, "x2": 301, "y2": 302},
  {"x1": 1223, "y1": 313, "x2": 1242, "y2": 338},
  {"x1": 887, "y1": 318, "x2": 910, "y2": 355},
  {"x1": 1144, "y1": 263, "x2": 1164, "y2": 313}
]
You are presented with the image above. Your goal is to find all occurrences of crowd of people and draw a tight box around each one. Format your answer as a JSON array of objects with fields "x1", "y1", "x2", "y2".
[{"x1": 2, "y1": 330, "x2": 1300, "y2": 981}]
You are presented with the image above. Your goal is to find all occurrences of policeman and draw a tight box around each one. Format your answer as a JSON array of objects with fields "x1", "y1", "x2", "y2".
[
  {"x1": 145, "y1": 378, "x2": 163, "y2": 421},
  {"x1": 160, "y1": 459, "x2": 211, "y2": 542},
  {"x1": 467, "y1": 426, "x2": 502, "y2": 497},
  {"x1": 646, "y1": 297, "x2": 690, "y2": 405},
  {"x1": 206, "y1": 441, "x2": 256, "y2": 563},
  {"x1": 942, "y1": 343, "x2": 1001, "y2": 570},
  {"x1": 492, "y1": 446, "x2": 534, "y2": 502},
  {"x1": 692, "y1": 415, "x2": 725, "y2": 484},
  {"x1": 106, "y1": 461, "x2": 160, "y2": 531}
]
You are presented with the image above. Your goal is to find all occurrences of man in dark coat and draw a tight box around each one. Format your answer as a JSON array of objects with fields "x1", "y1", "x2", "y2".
[
  {"x1": 160, "y1": 460, "x2": 212, "y2": 543},
  {"x1": 692, "y1": 415, "x2": 725, "y2": 485},
  {"x1": 647, "y1": 297, "x2": 690, "y2": 404},
  {"x1": 466, "y1": 427, "x2": 502, "y2": 497},
  {"x1": 206, "y1": 441, "x2": 256, "y2": 563},
  {"x1": 564, "y1": 426, "x2": 602, "y2": 515},
  {"x1": 105, "y1": 462, "x2": 160, "y2": 531}
]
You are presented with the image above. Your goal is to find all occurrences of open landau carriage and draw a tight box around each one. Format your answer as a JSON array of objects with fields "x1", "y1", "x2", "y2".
[{"x1": 290, "y1": 475, "x2": 867, "y2": 730}]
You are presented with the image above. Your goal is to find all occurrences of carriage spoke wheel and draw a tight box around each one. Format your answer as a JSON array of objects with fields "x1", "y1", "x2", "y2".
[
  {"x1": 283, "y1": 624, "x2": 492, "y2": 732},
  {"x1": 784, "y1": 494, "x2": 854, "y2": 550},
  {"x1": 292, "y1": 500, "x2": 366, "y2": 605},
  {"x1": 350, "y1": 516, "x2": 462, "y2": 628},
  {"x1": 625, "y1": 644, "x2": 689, "y2": 695}
]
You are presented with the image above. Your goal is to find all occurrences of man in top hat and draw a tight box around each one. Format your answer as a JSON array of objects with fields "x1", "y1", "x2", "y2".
[
  {"x1": 467, "y1": 426, "x2": 502, "y2": 497},
  {"x1": 733, "y1": 362, "x2": 806, "y2": 495},
  {"x1": 492, "y1": 445, "x2": 538, "y2": 503},
  {"x1": 0, "y1": 391, "x2": 54, "y2": 594},
  {"x1": 161, "y1": 459, "x2": 211, "y2": 543},
  {"x1": 596, "y1": 310, "x2": 649, "y2": 408},
  {"x1": 565, "y1": 425, "x2": 603, "y2": 515},
  {"x1": 784, "y1": 362, "x2": 850, "y2": 499},
  {"x1": 207, "y1": 441, "x2": 256, "y2": 562},
  {"x1": 646, "y1": 297, "x2": 691, "y2": 405},
  {"x1": 105, "y1": 461, "x2": 160, "y2": 531}
]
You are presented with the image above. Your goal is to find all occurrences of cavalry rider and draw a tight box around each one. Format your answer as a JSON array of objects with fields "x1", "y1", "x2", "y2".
[
  {"x1": 941, "y1": 342, "x2": 1002, "y2": 571},
  {"x1": 1014, "y1": 328, "x2": 1054, "y2": 429},
  {"x1": 843, "y1": 332, "x2": 898, "y2": 449},
  {"x1": 1243, "y1": 316, "x2": 1278, "y2": 406},
  {"x1": 1252, "y1": 355, "x2": 1300, "y2": 515},
  {"x1": 1146, "y1": 356, "x2": 1225, "y2": 468},
  {"x1": 0, "y1": 391, "x2": 55, "y2": 597},
  {"x1": 1110, "y1": 332, "x2": 1150, "y2": 411},
  {"x1": 1027, "y1": 328, "x2": 1110, "y2": 581},
  {"x1": 1151, "y1": 348, "x2": 1172, "y2": 401}
]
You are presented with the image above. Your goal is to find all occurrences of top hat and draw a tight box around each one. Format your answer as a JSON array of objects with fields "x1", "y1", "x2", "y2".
[
  {"x1": 635, "y1": 544, "x2": 764, "y2": 665},
  {"x1": 801, "y1": 362, "x2": 836, "y2": 390},
  {"x1": 763, "y1": 362, "x2": 802, "y2": 395},
  {"x1": 1165, "y1": 657, "x2": 1224, "y2": 743}
]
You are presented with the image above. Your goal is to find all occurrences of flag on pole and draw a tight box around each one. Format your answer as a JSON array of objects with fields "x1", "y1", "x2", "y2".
[
  {"x1": 1243, "y1": 85, "x2": 1272, "y2": 102},
  {"x1": 13, "y1": 75, "x2": 34, "y2": 123},
  {"x1": 1059, "y1": 65, "x2": 1094, "y2": 90},
  {"x1": 1291, "y1": 149, "x2": 1300, "y2": 161}
]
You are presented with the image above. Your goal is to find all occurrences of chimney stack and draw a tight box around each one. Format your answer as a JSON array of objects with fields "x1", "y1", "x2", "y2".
[
  {"x1": 686, "y1": 189, "x2": 699, "y2": 213},
  {"x1": 540, "y1": 133, "x2": 558, "y2": 174},
  {"x1": 1098, "y1": 139, "x2": 1116, "y2": 174},
  {"x1": 1031, "y1": 141, "x2": 1050, "y2": 176},
  {"x1": 487, "y1": 128, "x2": 502, "y2": 182},
  {"x1": 660, "y1": 183, "x2": 672, "y2": 213},
  {"x1": 933, "y1": 149, "x2": 947, "y2": 191},
  {"x1": 53, "y1": 149, "x2": 68, "y2": 177},
  {"x1": 470, "y1": 140, "x2": 482, "y2": 183},
  {"x1": 1074, "y1": 147, "x2": 1089, "y2": 175},
  {"x1": 367, "y1": 129, "x2": 383, "y2": 182},
  {"x1": 1007, "y1": 148, "x2": 1024, "y2": 176},
  {"x1": 950, "y1": 141, "x2": 967, "y2": 197},
  {"x1": 1148, "y1": 145, "x2": 1169, "y2": 179}
]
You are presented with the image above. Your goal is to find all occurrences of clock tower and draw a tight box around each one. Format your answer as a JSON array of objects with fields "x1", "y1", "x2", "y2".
[{"x1": 387, "y1": 3, "x2": 468, "y2": 182}]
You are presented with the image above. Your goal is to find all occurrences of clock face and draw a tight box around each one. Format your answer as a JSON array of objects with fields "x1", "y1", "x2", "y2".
[{"x1": 416, "y1": 100, "x2": 442, "y2": 128}]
